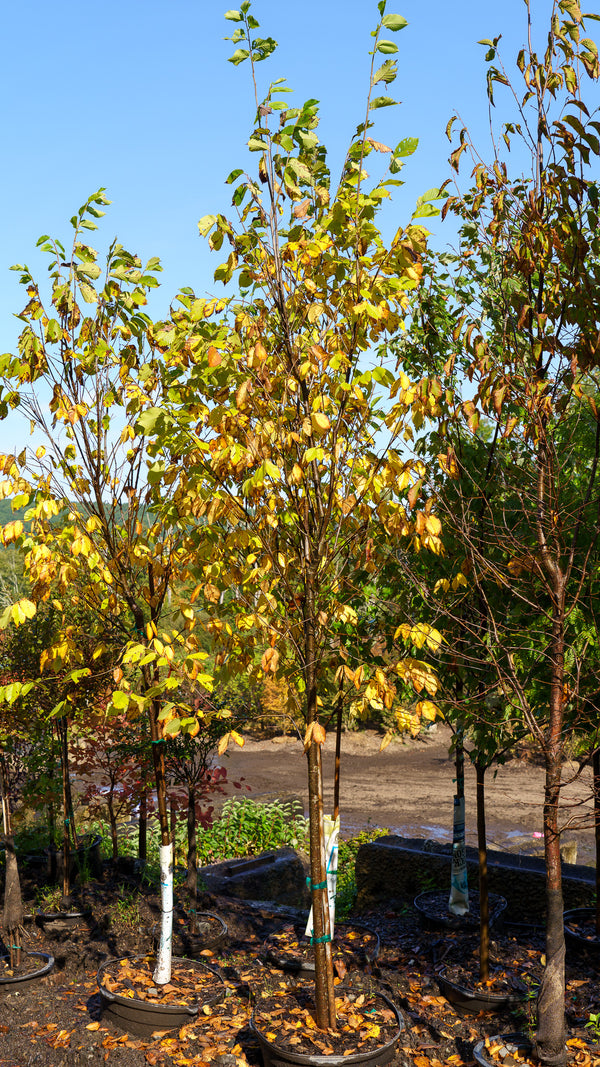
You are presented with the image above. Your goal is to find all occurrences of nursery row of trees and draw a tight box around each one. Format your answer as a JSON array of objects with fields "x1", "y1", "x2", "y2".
[{"x1": 1, "y1": 1, "x2": 600, "y2": 1064}]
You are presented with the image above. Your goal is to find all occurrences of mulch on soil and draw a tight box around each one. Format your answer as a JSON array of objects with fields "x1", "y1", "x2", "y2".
[
  {"x1": 565, "y1": 915, "x2": 600, "y2": 946},
  {"x1": 100, "y1": 956, "x2": 223, "y2": 1007},
  {"x1": 262, "y1": 921, "x2": 379, "y2": 976},
  {"x1": 439, "y1": 933, "x2": 543, "y2": 997},
  {"x1": 254, "y1": 980, "x2": 400, "y2": 1057},
  {"x1": 0, "y1": 870, "x2": 599, "y2": 1067}
]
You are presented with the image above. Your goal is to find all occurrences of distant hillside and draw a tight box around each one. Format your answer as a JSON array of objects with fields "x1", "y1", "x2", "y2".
[{"x1": 0, "y1": 499, "x2": 29, "y2": 526}]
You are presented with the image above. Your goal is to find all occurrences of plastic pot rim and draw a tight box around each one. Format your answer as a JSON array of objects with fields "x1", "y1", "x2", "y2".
[
  {"x1": 414, "y1": 890, "x2": 507, "y2": 929},
  {"x1": 251, "y1": 985, "x2": 403, "y2": 1067},
  {"x1": 436, "y1": 965, "x2": 529, "y2": 1012},
  {"x1": 96, "y1": 954, "x2": 223, "y2": 1015},
  {"x1": 0, "y1": 951, "x2": 55, "y2": 986},
  {"x1": 473, "y1": 1033, "x2": 532, "y2": 1067}
]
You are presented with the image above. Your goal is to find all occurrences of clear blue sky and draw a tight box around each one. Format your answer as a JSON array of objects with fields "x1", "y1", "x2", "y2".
[{"x1": 0, "y1": 0, "x2": 591, "y2": 450}]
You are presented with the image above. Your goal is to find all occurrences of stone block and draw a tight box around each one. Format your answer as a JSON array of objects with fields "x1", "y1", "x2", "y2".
[
  {"x1": 356, "y1": 835, "x2": 594, "y2": 920},
  {"x1": 200, "y1": 847, "x2": 310, "y2": 908}
]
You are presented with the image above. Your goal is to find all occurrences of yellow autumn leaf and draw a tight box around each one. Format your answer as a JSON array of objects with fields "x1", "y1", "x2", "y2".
[
  {"x1": 437, "y1": 451, "x2": 459, "y2": 478},
  {"x1": 311, "y1": 412, "x2": 331, "y2": 435},
  {"x1": 11, "y1": 598, "x2": 36, "y2": 626},
  {"x1": 261, "y1": 647, "x2": 280, "y2": 673},
  {"x1": 303, "y1": 721, "x2": 327, "y2": 751},
  {"x1": 230, "y1": 729, "x2": 245, "y2": 747},
  {"x1": 379, "y1": 730, "x2": 394, "y2": 751},
  {"x1": 425, "y1": 628, "x2": 443, "y2": 652},
  {"x1": 204, "y1": 582, "x2": 220, "y2": 604},
  {"x1": 396, "y1": 657, "x2": 439, "y2": 695},
  {"x1": 236, "y1": 379, "x2": 250, "y2": 408},
  {"x1": 2, "y1": 520, "x2": 24, "y2": 544},
  {"x1": 416, "y1": 699, "x2": 440, "y2": 721},
  {"x1": 425, "y1": 513, "x2": 441, "y2": 537}
]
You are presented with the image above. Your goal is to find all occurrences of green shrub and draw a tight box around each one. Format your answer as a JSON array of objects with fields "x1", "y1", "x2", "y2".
[
  {"x1": 336, "y1": 828, "x2": 390, "y2": 919},
  {"x1": 190, "y1": 797, "x2": 310, "y2": 865}
]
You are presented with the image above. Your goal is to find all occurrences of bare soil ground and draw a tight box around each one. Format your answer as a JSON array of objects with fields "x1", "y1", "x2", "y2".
[{"x1": 218, "y1": 724, "x2": 597, "y2": 865}]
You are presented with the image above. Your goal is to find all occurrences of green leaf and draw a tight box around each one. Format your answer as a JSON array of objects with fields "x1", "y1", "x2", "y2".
[
  {"x1": 370, "y1": 96, "x2": 398, "y2": 110},
  {"x1": 77, "y1": 263, "x2": 102, "y2": 280},
  {"x1": 373, "y1": 59, "x2": 397, "y2": 84},
  {"x1": 226, "y1": 168, "x2": 244, "y2": 184},
  {"x1": 372, "y1": 366, "x2": 395, "y2": 387},
  {"x1": 111, "y1": 690, "x2": 130, "y2": 710},
  {"x1": 420, "y1": 187, "x2": 445, "y2": 202},
  {"x1": 228, "y1": 48, "x2": 250, "y2": 65},
  {"x1": 198, "y1": 214, "x2": 217, "y2": 237},
  {"x1": 412, "y1": 202, "x2": 440, "y2": 218},
  {"x1": 248, "y1": 136, "x2": 269, "y2": 151},
  {"x1": 78, "y1": 282, "x2": 97, "y2": 304},
  {"x1": 381, "y1": 13, "x2": 407, "y2": 30},
  {"x1": 224, "y1": 9, "x2": 243, "y2": 20},
  {"x1": 304, "y1": 446, "x2": 324, "y2": 462},
  {"x1": 376, "y1": 39, "x2": 399, "y2": 54},
  {"x1": 394, "y1": 136, "x2": 419, "y2": 157},
  {"x1": 136, "y1": 407, "x2": 170, "y2": 434}
]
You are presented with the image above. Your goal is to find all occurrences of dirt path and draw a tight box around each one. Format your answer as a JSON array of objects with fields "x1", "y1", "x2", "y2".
[{"x1": 218, "y1": 724, "x2": 597, "y2": 865}]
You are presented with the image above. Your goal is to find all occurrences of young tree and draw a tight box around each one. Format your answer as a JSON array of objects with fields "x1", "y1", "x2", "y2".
[
  {"x1": 0, "y1": 194, "x2": 215, "y2": 983},
  {"x1": 398, "y1": 3, "x2": 600, "y2": 1062},
  {"x1": 139, "y1": 1, "x2": 443, "y2": 1029}
]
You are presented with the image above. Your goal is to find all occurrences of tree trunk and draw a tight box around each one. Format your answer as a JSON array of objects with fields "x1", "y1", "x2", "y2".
[
  {"x1": 138, "y1": 776, "x2": 147, "y2": 868},
  {"x1": 58, "y1": 717, "x2": 78, "y2": 848},
  {"x1": 149, "y1": 695, "x2": 173, "y2": 985},
  {"x1": 476, "y1": 760, "x2": 489, "y2": 982},
  {"x1": 108, "y1": 797, "x2": 118, "y2": 861},
  {"x1": 589, "y1": 751, "x2": 593, "y2": 934},
  {"x1": 449, "y1": 727, "x2": 469, "y2": 916},
  {"x1": 1, "y1": 752, "x2": 23, "y2": 968},
  {"x1": 306, "y1": 736, "x2": 336, "y2": 1029},
  {"x1": 48, "y1": 732, "x2": 57, "y2": 881},
  {"x1": 186, "y1": 785, "x2": 198, "y2": 919},
  {"x1": 304, "y1": 599, "x2": 336, "y2": 1031},
  {"x1": 60, "y1": 720, "x2": 71, "y2": 901},
  {"x1": 535, "y1": 610, "x2": 567, "y2": 1067},
  {"x1": 333, "y1": 689, "x2": 343, "y2": 823},
  {"x1": 170, "y1": 794, "x2": 177, "y2": 852}
]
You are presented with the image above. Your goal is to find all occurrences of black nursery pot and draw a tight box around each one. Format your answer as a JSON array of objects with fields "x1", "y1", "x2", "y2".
[
  {"x1": 45, "y1": 832, "x2": 103, "y2": 881},
  {"x1": 36, "y1": 908, "x2": 92, "y2": 930},
  {"x1": 97, "y1": 955, "x2": 225, "y2": 1039},
  {"x1": 473, "y1": 1033, "x2": 532, "y2": 1067},
  {"x1": 0, "y1": 952, "x2": 55, "y2": 991},
  {"x1": 152, "y1": 911, "x2": 228, "y2": 955},
  {"x1": 252, "y1": 988, "x2": 403, "y2": 1067},
  {"x1": 564, "y1": 907, "x2": 600, "y2": 955},
  {"x1": 436, "y1": 966, "x2": 528, "y2": 1015},
  {"x1": 413, "y1": 890, "x2": 507, "y2": 932}
]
